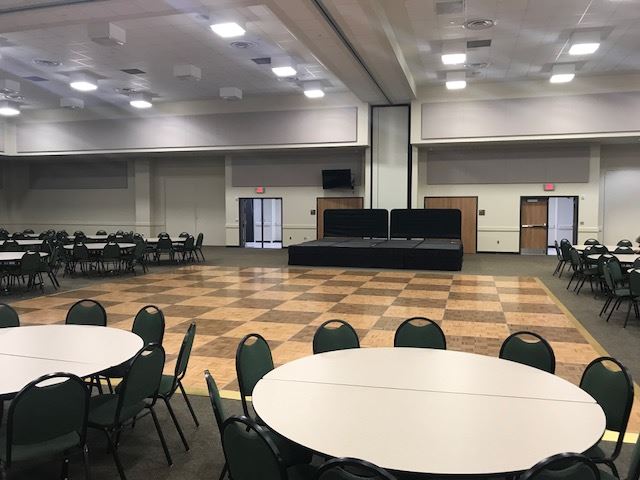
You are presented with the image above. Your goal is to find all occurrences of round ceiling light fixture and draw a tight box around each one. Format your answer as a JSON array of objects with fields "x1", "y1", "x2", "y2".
[
  {"x1": 464, "y1": 19, "x2": 495, "y2": 30},
  {"x1": 229, "y1": 40, "x2": 256, "y2": 49},
  {"x1": 33, "y1": 58, "x2": 62, "y2": 67}
]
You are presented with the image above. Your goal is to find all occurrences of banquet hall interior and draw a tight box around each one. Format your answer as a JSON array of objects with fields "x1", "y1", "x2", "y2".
[{"x1": 0, "y1": 1, "x2": 640, "y2": 479}]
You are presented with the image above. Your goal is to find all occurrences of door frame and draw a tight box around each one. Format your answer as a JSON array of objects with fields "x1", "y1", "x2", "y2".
[
  {"x1": 519, "y1": 195, "x2": 579, "y2": 253},
  {"x1": 424, "y1": 196, "x2": 478, "y2": 254},
  {"x1": 238, "y1": 197, "x2": 283, "y2": 248}
]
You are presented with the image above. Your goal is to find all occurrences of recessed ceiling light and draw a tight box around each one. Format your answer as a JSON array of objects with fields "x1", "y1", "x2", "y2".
[
  {"x1": 69, "y1": 72, "x2": 98, "y2": 91},
  {"x1": 464, "y1": 19, "x2": 495, "y2": 30},
  {"x1": 129, "y1": 92, "x2": 152, "y2": 109},
  {"x1": 210, "y1": 22, "x2": 245, "y2": 38},
  {"x1": 445, "y1": 71, "x2": 466, "y2": 90},
  {"x1": 569, "y1": 31, "x2": 600, "y2": 55},
  {"x1": 271, "y1": 56, "x2": 296, "y2": 77},
  {"x1": 0, "y1": 100, "x2": 20, "y2": 116},
  {"x1": 33, "y1": 58, "x2": 62, "y2": 67},
  {"x1": 303, "y1": 81, "x2": 325, "y2": 98},
  {"x1": 442, "y1": 41, "x2": 466, "y2": 65},
  {"x1": 550, "y1": 64, "x2": 575, "y2": 83}
]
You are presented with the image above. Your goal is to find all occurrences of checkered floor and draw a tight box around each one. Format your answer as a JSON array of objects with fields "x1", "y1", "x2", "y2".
[{"x1": 8, "y1": 265, "x2": 640, "y2": 432}]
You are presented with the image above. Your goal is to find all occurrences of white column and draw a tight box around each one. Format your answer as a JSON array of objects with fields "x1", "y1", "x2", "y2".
[{"x1": 134, "y1": 159, "x2": 152, "y2": 237}]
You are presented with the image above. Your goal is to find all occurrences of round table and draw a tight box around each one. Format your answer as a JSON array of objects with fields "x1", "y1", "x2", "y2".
[
  {"x1": 587, "y1": 253, "x2": 640, "y2": 264},
  {"x1": 0, "y1": 325, "x2": 143, "y2": 395},
  {"x1": 0, "y1": 240, "x2": 44, "y2": 247},
  {"x1": 573, "y1": 244, "x2": 638, "y2": 253},
  {"x1": 63, "y1": 243, "x2": 136, "y2": 251},
  {"x1": 145, "y1": 237, "x2": 186, "y2": 243},
  {"x1": 253, "y1": 348, "x2": 605, "y2": 477},
  {"x1": 0, "y1": 252, "x2": 48, "y2": 263}
]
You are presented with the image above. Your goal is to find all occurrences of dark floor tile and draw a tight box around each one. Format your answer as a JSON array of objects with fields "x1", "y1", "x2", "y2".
[
  {"x1": 138, "y1": 294, "x2": 191, "y2": 305},
  {"x1": 353, "y1": 288, "x2": 404, "y2": 297},
  {"x1": 404, "y1": 283, "x2": 450, "y2": 292},
  {"x1": 329, "y1": 303, "x2": 388, "y2": 316},
  {"x1": 508, "y1": 325, "x2": 588, "y2": 344},
  {"x1": 447, "y1": 335, "x2": 503, "y2": 357},
  {"x1": 392, "y1": 297, "x2": 447, "y2": 308},
  {"x1": 161, "y1": 304, "x2": 214, "y2": 318},
  {"x1": 372, "y1": 276, "x2": 411, "y2": 283},
  {"x1": 452, "y1": 279, "x2": 495, "y2": 287},
  {"x1": 443, "y1": 310, "x2": 506, "y2": 323},
  {"x1": 124, "y1": 285, "x2": 173, "y2": 294},
  {"x1": 180, "y1": 319, "x2": 242, "y2": 336},
  {"x1": 323, "y1": 280, "x2": 367, "y2": 288},
  {"x1": 265, "y1": 284, "x2": 313, "y2": 293},
  {"x1": 252, "y1": 310, "x2": 319, "y2": 325},
  {"x1": 296, "y1": 274, "x2": 336, "y2": 280},
  {"x1": 192, "y1": 336, "x2": 242, "y2": 359},
  {"x1": 225, "y1": 298, "x2": 284, "y2": 310},
  {"x1": 448, "y1": 291, "x2": 501, "y2": 301},
  {"x1": 371, "y1": 316, "x2": 405, "y2": 331},
  {"x1": 496, "y1": 287, "x2": 547, "y2": 295},
  {"x1": 53, "y1": 289, "x2": 111, "y2": 299},
  {"x1": 295, "y1": 293, "x2": 347, "y2": 303},
  {"x1": 501, "y1": 302, "x2": 563, "y2": 314}
]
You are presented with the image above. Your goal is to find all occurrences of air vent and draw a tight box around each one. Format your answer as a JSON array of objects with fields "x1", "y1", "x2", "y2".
[
  {"x1": 464, "y1": 19, "x2": 495, "y2": 30},
  {"x1": 121, "y1": 68, "x2": 146, "y2": 75},
  {"x1": 467, "y1": 39, "x2": 491, "y2": 48},
  {"x1": 435, "y1": 0, "x2": 464, "y2": 15},
  {"x1": 230, "y1": 41, "x2": 256, "y2": 49},
  {"x1": 23, "y1": 75, "x2": 48, "y2": 82},
  {"x1": 251, "y1": 57, "x2": 271, "y2": 65},
  {"x1": 33, "y1": 59, "x2": 62, "y2": 67}
]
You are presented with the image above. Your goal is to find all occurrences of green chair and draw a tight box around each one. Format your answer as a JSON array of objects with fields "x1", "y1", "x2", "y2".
[
  {"x1": 624, "y1": 270, "x2": 640, "y2": 328},
  {"x1": 205, "y1": 370, "x2": 230, "y2": 480},
  {"x1": 520, "y1": 453, "x2": 600, "y2": 480},
  {"x1": 585, "y1": 239, "x2": 601, "y2": 246},
  {"x1": 599, "y1": 431, "x2": 640, "y2": 480},
  {"x1": 315, "y1": 458, "x2": 396, "y2": 480},
  {"x1": 601, "y1": 260, "x2": 632, "y2": 322},
  {"x1": 617, "y1": 239, "x2": 633, "y2": 248},
  {"x1": 20, "y1": 251, "x2": 45, "y2": 291},
  {"x1": 312, "y1": 320, "x2": 359, "y2": 354},
  {"x1": 394, "y1": 317, "x2": 446, "y2": 350},
  {"x1": 221, "y1": 416, "x2": 315, "y2": 480},
  {"x1": 157, "y1": 323, "x2": 199, "y2": 451},
  {"x1": 499, "y1": 331, "x2": 556, "y2": 373},
  {"x1": 0, "y1": 373, "x2": 91, "y2": 479},
  {"x1": 88, "y1": 344, "x2": 172, "y2": 480},
  {"x1": 96, "y1": 230, "x2": 107, "y2": 235},
  {"x1": 0, "y1": 303, "x2": 19, "y2": 328},
  {"x1": 580, "y1": 356, "x2": 634, "y2": 478},
  {"x1": 101, "y1": 242, "x2": 122, "y2": 274},
  {"x1": 195, "y1": 233, "x2": 205, "y2": 262},
  {"x1": 65, "y1": 299, "x2": 107, "y2": 326}
]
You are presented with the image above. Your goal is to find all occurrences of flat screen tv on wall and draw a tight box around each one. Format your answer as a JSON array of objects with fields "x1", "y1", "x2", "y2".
[{"x1": 322, "y1": 169, "x2": 352, "y2": 189}]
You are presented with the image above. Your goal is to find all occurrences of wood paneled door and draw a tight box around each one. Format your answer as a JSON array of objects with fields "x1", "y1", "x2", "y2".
[
  {"x1": 424, "y1": 196, "x2": 478, "y2": 254},
  {"x1": 520, "y1": 197, "x2": 549, "y2": 255},
  {"x1": 316, "y1": 197, "x2": 364, "y2": 239}
]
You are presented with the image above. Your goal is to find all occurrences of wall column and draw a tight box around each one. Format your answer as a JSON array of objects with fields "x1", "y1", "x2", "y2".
[{"x1": 134, "y1": 159, "x2": 152, "y2": 237}]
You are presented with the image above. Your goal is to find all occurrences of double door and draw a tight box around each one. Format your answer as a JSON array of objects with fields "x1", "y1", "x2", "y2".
[{"x1": 239, "y1": 198, "x2": 283, "y2": 249}]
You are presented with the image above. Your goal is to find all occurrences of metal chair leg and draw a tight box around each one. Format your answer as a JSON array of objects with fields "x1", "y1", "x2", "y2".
[
  {"x1": 82, "y1": 444, "x2": 91, "y2": 480},
  {"x1": 162, "y1": 396, "x2": 189, "y2": 451},
  {"x1": 218, "y1": 463, "x2": 228, "y2": 480},
  {"x1": 178, "y1": 381, "x2": 199, "y2": 427},
  {"x1": 150, "y1": 407, "x2": 173, "y2": 466},
  {"x1": 103, "y1": 430, "x2": 127, "y2": 480}
]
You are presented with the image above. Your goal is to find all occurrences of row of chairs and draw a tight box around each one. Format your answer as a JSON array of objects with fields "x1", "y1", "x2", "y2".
[
  {"x1": 553, "y1": 238, "x2": 637, "y2": 279},
  {"x1": 0, "y1": 250, "x2": 59, "y2": 292},
  {"x1": 0, "y1": 300, "x2": 199, "y2": 480},
  {"x1": 152, "y1": 232, "x2": 205, "y2": 263},
  {"x1": 205, "y1": 318, "x2": 634, "y2": 480}
]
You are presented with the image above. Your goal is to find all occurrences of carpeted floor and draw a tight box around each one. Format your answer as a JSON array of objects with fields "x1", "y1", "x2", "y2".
[{"x1": 2, "y1": 247, "x2": 639, "y2": 479}]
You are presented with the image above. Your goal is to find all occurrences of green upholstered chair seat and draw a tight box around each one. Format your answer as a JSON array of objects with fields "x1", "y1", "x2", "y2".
[
  {"x1": 157, "y1": 375, "x2": 175, "y2": 397},
  {"x1": 287, "y1": 464, "x2": 316, "y2": 480},
  {"x1": 88, "y1": 394, "x2": 145, "y2": 427},
  {"x1": 0, "y1": 431, "x2": 80, "y2": 462}
]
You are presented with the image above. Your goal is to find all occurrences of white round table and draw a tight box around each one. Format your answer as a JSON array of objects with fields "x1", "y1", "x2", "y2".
[
  {"x1": 0, "y1": 325, "x2": 143, "y2": 396},
  {"x1": 0, "y1": 252, "x2": 48, "y2": 263},
  {"x1": 63, "y1": 243, "x2": 136, "y2": 251},
  {"x1": 253, "y1": 348, "x2": 605, "y2": 477},
  {"x1": 146, "y1": 237, "x2": 186, "y2": 243},
  {"x1": 0, "y1": 240, "x2": 44, "y2": 247},
  {"x1": 587, "y1": 253, "x2": 640, "y2": 264}
]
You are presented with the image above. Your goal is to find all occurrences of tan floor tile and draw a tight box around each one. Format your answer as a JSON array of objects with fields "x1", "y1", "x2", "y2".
[
  {"x1": 504, "y1": 312, "x2": 573, "y2": 328},
  {"x1": 449, "y1": 285, "x2": 497, "y2": 294},
  {"x1": 20, "y1": 309, "x2": 67, "y2": 324},
  {"x1": 313, "y1": 312, "x2": 380, "y2": 329},
  {"x1": 148, "y1": 279, "x2": 197, "y2": 287},
  {"x1": 275, "y1": 300, "x2": 334, "y2": 313},
  {"x1": 106, "y1": 302, "x2": 169, "y2": 315},
  {"x1": 223, "y1": 283, "x2": 277, "y2": 291},
  {"x1": 374, "y1": 271, "x2": 415, "y2": 278},
  {"x1": 409, "y1": 277, "x2": 453, "y2": 286},
  {"x1": 182, "y1": 357, "x2": 236, "y2": 393},
  {"x1": 361, "y1": 281, "x2": 405, "y2": 290},
  {"x1": 333, "y1": 275, "x2": 375, "y2": 282},
  {"x1": 84, "y1": 282, "x2": 135, "y2": 291},
  {"x1": 92, "y1": 291, "x2": 148, "y2": 302},
  {"x1": 360, "y1": 330, "x2": 395, "y2": 348},
  {"x1": 398, "y1": 289, "x2": 449, "y2": 300},
  {"x1": 11, "y1": 296, "x2": 75, "y2": 309},
  {"x1": 198, "y1": 307, "x2": 268, "y2": 322},
  {"x1": 307, "y1": 285, "x2": 358, "y2": 295},
  {"x1": 161, "y1": 287, "x2": 217, "y2": 296},
  {"x1": 210, "y1": 276, "x2": 249, "y2": 283},
  {"x1": 282, "y1": 278, "x2": 326, "y2": 286},
  {"x1": 441, "y1": 320, "x2": 510, "y2": 339},
  {"x1": 248, "y1": 290, "x2": 303, "y2": 301},
  {"x1": 272, "y1": 341, "x2": 313, "y2": 366},
  {"x1": 225, "y1": 321, "x2": 305, "y2": 342},
  {"x1": 550, "y1": 341, "x2": 601, "y2": 365},
  {"x1": 499, "y1": 294, "x2": 554, "y2": 304},
  {"x1": 494, "y1": 280, "x2": 539, "y2": 288},
  {"x1": 261, "y1": 272, "x2": 302, "y2": 279},
  {"x1": 456, "y1": 274, "x2": 494, "y2": 281},
  {"x1": 446, "y1": 299, "x2": 503, "y2": 312},
  {"x1": 340, "y1": 294, "x2": 396, "y2": 306},
  {"x1": 175, "y1": 296, "x2": 237, "y2": 308},
  {"x1": 383, "y1": 305, "x2": 445, "y2": 320}
]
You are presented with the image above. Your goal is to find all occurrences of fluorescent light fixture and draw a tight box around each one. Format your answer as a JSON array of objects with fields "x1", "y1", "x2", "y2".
[
  {"x1": 69, "y1": 72, "x2": 98, "y2": 92},
  {"x1": 303, "y1": 81, "x2": 324, "y2": 98},
  {"x1": 445, "y1": 71, "x2": 466, "y2": 90},
  {"x1": 569, "y1": 31, "x2": 600, "y2": 55},
  {"x1": 129, "y1": 92, "x2": 152, "y2": 109},
  {"x1": 0, "y1": 100, "x2": 20, "y2": 116},
  {"x1": 550, "y1": 64, "x2": 575, "y2": 83},
  {"x1": 210, "y1": 22, "x2": 245, "y2": 38},
  {"x1": 442, "y1": 41, "x2": 466, "y2": 65},
  {"x1": 271, "y1": 56, "x2": 297, "y2": 77}
]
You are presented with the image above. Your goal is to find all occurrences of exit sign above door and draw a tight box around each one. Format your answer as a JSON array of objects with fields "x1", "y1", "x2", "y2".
[{"x1": 543, "y1": 183, "x2": 555, "y2": 191}]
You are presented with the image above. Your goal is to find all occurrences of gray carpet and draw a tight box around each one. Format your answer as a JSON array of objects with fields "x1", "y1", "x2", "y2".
[{"x1": 2, "y1": 247, "x2": 637, "y2": 479}]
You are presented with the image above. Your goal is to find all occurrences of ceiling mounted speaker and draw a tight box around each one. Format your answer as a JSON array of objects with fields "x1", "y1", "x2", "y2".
[
  {"x1": 88, "y1": 22, "x2": 126, "y2": 46},
  {"x1": 173, "y1": 64, "x2": 202, "y2": 81},
  {"x1": 219, "y1": 87, "x2": 242, "y2": 101}
]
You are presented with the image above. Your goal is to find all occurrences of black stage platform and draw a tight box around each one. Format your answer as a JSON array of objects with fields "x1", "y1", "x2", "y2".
[{"x1": 288, "y1": 208, "x2": 464, "y2": 271}]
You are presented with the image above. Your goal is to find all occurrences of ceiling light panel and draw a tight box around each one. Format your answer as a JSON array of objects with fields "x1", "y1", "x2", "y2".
[
  {"x1": 271, "y1": 56, "x2": 297, "y2": 77},
  {"x1": 303, "y1": 81, "x2": 324, "y2": 98},
  {"x1": 129, "y1": 92, "x2": 152, "y2": 109},
  {"x1": 550, "y1": 64, "x2": 575, "y2": 83},
  {"x1": 569, "y1": 31, "x2": 601, "y2": 56},
  {"x1": 210, "y1": 22, "x2": 246, "y2": 38},
  {"x1": 0, "y1": 100, "x2": 20, "y2": 116},
  {"x1": 442, "y1": 41, "x2": 467, "y2": 65},
  {"x1": 445, "y1": 71, "x2": 466, "y2": 90}
]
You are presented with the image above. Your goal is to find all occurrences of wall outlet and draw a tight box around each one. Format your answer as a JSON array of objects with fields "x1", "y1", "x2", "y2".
[
  {"x1": 310, "y1": 209, "x2": 316, "y2": 215},
  {"x1": 497, "y1": 240, "x2": 500, "y2": 244}
]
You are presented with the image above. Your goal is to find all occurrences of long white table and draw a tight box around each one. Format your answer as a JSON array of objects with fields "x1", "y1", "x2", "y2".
[
  {"x1": 587, "y1": 253, "x2": 640, "y2": 264},
  {"x1": 253, "y1": 348, "x2": 605, "y2": 477},
  {"x1": 63, "y1": 243, "x2": 136, "y2": 251},
  {"x1": 145, "y1": 237, "x2": 186, "y2": 243},
  {"x1": 0, "y1": 325, "x2": 143, "y2": 395},
  {"x1": 0, "y1": 252, "x2": 48, "y2": 263},
  {"x1": 573, "y1": 244, "x2": 639, "y2": 253}
]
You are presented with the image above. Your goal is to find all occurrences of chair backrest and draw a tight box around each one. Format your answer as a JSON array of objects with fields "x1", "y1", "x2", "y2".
[
  {"x1": 20, "y1": 251, "x2": 42, "y2": 274},
  {"x1": 115, "y1": 230, "x2": 125, "y2": 236},
  {"x1": 73, "y1": 231, "x2": 84, "y2": 237},
  {"x1": 23, "y1": 229, "x2": 34, "y2": 234},
  {"x1": 5, "y1": 373, "x2": 89, "y2": 467},
  {"x1": 1, "y1": 240, "x2": 20, "y2": 252},
  {"x1": 157, "y1": 237, "x2": 173, "y2": 250},
  {"x1": 634, "y1": 258, "x2": 640, "y2": 269},
  {"x1": 173, "y1": 323, "x2": 196, "y2": 384},
  {"x1": 107, "y1": 233, "x2": 117, "y2": 242},
  {"x1": 196, "y1": 233, "x2": 204, "y2": 248},
  {"x1": 221, "y1": 416, "x2": 286, "y2": 480},
  {"x1": 499, "y1": 331, "x2": 556, "y2": 373},
  {"x1": 102, "y1": 242, "x2": 121, "y2": 260},
  {"x1": 584, "y1": 238, "x2": 600, "y2": 245},
  {"x1": 315, "y1": 458, "x2": 397, "y2": 480},
  {"x1": 614, "y1": 246, "x2": 634, "y2": 254},
  {"x1": 607, "y1": 257, "x2": 625, "y2": 285},
  {"x1": 580, "y1": 357, "x2": 633, "y2": 460},
  {"x1": 179, "y1": 232, "x2": 190, "y2": 238},
  {"x1": 72, "y1": 243, "x2": 90, "y2": 260},
  {"x1": 585, "y1": 244, "x2": 608, "y2": 255},
  {"x1": 183, "y1": 236, "x2": 195, "y2": 249},
  {"x1": 568, "y1": 248, "x2": 582, "y2": 271},
  {"x1": 630, "y1": 270, "x2": 640, "y2": 297},
  {"x1": 553, "y1": 240, "x2": 563, "y2": 261},
  {"x1": 205, "y1": 370, "x2": 227, "y2": 434},
  {"x1": 519, "y1": 453, "x2": 600, "y2": 480},
  {"x1": 0, "y1": 303, "x2": 19, "y2": 328},
  {"x1": 158, "y1": 232, "x2": 169, "y2": 238},
  {"x1": 65, "y1": 299, "x2": 107, "y2": 326},
  {"x1": 132, "y1": 305, "x2": 165, "y2": 346},
  {"x1": 617, "y1": 239, "x2": 633, "y2": 247},
  {"x1": 596, "y1": 254, "x2": 614, "y2": 277},
  {"x1": 394, "y1": 317, "x2": 446, "y2": 349},
  {"x1": 96, "y1": 230, "x2": 107, "y2": 235},
  {"x1": 236, "y1": 334, "x2": 274, "y2": 417},
  {"x1": 313, "y1": 320, "x2": 360, "y2": 354},
  {"x1": 115, "y1": 344, "x2": 165, "y2": 424}
]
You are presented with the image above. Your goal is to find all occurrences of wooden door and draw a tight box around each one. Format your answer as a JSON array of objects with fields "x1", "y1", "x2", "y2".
[
  {"x1": 317, "y1": 197, "x2": 364, "y2": 239},
  {"x1": 425, "y1": 197, "x2": 477, "y2": 254},
  {"x1": 520, "y1": 197, "x2": 549, "y2": 255}
]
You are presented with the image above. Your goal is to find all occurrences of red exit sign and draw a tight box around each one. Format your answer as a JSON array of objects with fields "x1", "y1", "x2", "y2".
[
  {"x1": 543, "y1": 183, "x2": 555, "y2": 191},
  {"x1": 255, "y1": 186, "x2": 265, "y2": 194}
]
